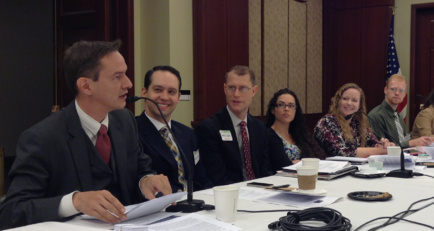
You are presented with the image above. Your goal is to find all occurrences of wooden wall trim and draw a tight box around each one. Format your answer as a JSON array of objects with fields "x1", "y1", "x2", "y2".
[
  {"x1": 55, "y1": 0, "x2": 134, "y2": 112},
  {"x1": 323, "y1": 0, "x2": 394, "y2": 115},
  {"x1": 260, "y1": 0, "x2": 265, "y2": 116},
  {"x1": 410, "y1": 2, "x2": 434, "y2": 127},
  {"x1": 115, "y1": 0, "x2": 135, "y2": 112},
  {"x1": 193, "y1": 0, "x2": 249, "y2": 122}
]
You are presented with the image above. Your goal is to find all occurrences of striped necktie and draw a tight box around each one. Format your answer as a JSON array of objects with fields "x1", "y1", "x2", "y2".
[
  {"x1": 394, "y1": 112, "x2": 405, "y2": 144},
  {"x1": 240, "y1": 121, "x2": 255, "y2": 180},
  {"x1": 160, "y1": 126, "x2": 187, "y2": 191}
]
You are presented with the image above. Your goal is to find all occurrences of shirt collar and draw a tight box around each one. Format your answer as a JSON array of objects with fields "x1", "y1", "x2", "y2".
[
  {"x1": 226, "y1": 105, "x2": 247, "y2": 127},
  {"x1": 144, "y1": 111, "x2": 171, "y2": 131},
  {"x1": 381, "y1": 100, "x2": 397, "y2": 113},
  {"x1": 75, "y1": 100, "x2": 109, "y2": 136}
]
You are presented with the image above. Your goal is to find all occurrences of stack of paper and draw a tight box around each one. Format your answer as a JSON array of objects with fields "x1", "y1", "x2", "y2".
[
  {"x1": 326, "y1": 156, "x2": 368, "y2": 164},
  {"x1": 81, "y1": 192, "x2": 187, "y2": 221},
  {"x1": 283, "y1": 160, "x2": 352, "y2": 174},
  {"x1": 115, "y1": 214, "x2": 241, "y2": 231},
  {"x1": 281, "y1": 160, "x2": 358, "y2": 180}
]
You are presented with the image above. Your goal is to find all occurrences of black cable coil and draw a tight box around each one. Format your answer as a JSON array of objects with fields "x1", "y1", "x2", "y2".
[{"x1": 268, "y1": 207, "x2": 351, "y2": 231}]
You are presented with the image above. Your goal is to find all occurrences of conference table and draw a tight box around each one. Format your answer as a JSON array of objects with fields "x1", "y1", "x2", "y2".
[{"x1": 7, "y1": 166, "x2": 434, "y2": 231}]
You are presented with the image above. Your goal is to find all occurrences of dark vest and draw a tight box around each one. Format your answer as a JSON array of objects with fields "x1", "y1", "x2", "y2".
[{"x1": 85, "y1": 137, "x2": 123, "y2": 202}]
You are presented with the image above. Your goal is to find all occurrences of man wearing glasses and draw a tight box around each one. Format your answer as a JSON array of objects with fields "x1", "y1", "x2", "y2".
[
  {"x1": 195, "y1": 66, "x2": 273, "y2": 186},
  {"x1": 369, "y1": 74, "x2": 431, "y2": 147}
]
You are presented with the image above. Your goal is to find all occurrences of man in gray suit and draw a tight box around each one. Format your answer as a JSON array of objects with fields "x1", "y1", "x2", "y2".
[{"x1": 0, "y1": 40, "x2": 172, "y2": 229}]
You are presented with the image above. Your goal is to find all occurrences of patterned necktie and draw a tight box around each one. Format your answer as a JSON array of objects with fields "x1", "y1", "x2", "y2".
[
  {"x1": 394, "y1": 112, "x2": 405, "y2": 144},
  {"x1": 160, "y1": 126, "x2": 187, "y2": 191},
  {"x1": 240, "y1": 121, "x2": 255, "y2": 180},
  {"x1": 95, "y1": 124, "x2": 111, "y2": 164}
]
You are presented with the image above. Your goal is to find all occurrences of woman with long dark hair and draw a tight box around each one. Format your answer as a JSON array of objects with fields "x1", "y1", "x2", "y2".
[
  {"x1": 266, "y1": 88, "x2": 325, "y2": 172},
  {"x1": 412, "y1": 89, "x2": 434, "y2": 139}
]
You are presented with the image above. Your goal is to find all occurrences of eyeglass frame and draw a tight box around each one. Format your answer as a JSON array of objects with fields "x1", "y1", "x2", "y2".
[
  {"x1": 274, "y1": 102, "x2": 296, "y2": 110},
  {"x1": 388, "y1": 87, "x2": 406, "y2": 94},
  {"x1": 225, "y1": 85, "x2": 252, "y2": 93}
]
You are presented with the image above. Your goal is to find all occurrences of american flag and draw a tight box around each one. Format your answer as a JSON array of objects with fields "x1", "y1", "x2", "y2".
[{"x1": 386, "y1": 15, "x2": 407, "y2": 122}]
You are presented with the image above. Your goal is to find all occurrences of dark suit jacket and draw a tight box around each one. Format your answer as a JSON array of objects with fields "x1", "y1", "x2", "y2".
[
  {"x1": 195, "y1": 107, "x2": 273, "y2": 186},
  {"x1": 266, "y1": 127, "x2": 293, "y2": 172},
  {"x1": 136, "y1": 113, "x2": 212, "y2": 193},
  {"x1": 0, "y1": 102, "x2": 154, "y2": 229}
]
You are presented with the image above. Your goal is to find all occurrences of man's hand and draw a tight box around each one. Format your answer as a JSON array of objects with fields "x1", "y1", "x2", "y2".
[
  {"x1": 139, "y1": 174, "x2": 172, "y2": 200},
  {"x1": 409, "y1": 136, "x2": 432, "y2": 147},
  {"x1": 72, "y1": 190, "x2": 126, "y2": 224},
  {"x1": 376, "y1": 138, "x2": 395, "y2": 149}
]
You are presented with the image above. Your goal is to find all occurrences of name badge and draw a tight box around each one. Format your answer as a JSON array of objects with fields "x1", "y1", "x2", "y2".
[{"x1": 219, "y1": 130, "x2": 233, "y2": 141}]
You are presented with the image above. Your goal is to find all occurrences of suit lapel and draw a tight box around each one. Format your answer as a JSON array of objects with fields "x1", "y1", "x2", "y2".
[
  {"x1": 221, "y1": 108, "x2": 242, "y2": 165},
  {"x1": 108, "y1": 114, "x2": 126, "y2": 176},
  {"x1": 247, "y1": 115, "x2": 258, "y2": 162},
  {"x1": 140, "y1": 114, "x2": 178, "y2": 169},
  {"x1": 64, "y1": 102, "x2": 93, "y2": 190}
]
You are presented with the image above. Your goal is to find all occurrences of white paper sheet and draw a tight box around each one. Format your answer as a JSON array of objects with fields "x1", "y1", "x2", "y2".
[
  {"x1": 197, "y1": 186, "x2": 281, "y2": 201},
  {"x1": 116, "y1": 213, "x2": 241, "y2": 231},
  {"x1": 257, "y1": 192, "x2": 342, "y2": 208},
  {"x1": 284, "y1": 160, "x2": 351, "y2": 173},
  {"x1": 326, "y1": 156, "x2": 368, "y2": 163},
  {"x1": 81, "y1": 192, "x2": 187, "y2": 221}
]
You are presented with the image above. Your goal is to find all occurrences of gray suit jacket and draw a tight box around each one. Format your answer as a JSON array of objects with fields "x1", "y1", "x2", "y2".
[{"x1": 0, "y1": 102, "x2": 154, "y2": 229}]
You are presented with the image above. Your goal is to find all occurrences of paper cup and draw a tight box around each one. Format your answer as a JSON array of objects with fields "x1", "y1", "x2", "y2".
[
  {"x1": 302, "y1": 158, "x2": 320, "y2": 172},
  {"x1": 297, "y1": 166, "x2": 317, "y2": 191},
  {"x1": 213, "y1": 185, "x2": 240, "y2": 222},
  {"x1": 387, "y1": 146, "x2": 401, "y2": 156}
]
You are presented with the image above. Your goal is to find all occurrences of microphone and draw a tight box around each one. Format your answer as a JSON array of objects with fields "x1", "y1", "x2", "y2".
[
  {"x1": 354, "y1": 110, "x2": 413, "y2": 178},
  {"x1": 127, "y1": 96, "x2": 206, "y2": 212},
  {"x1": 344, "y1": 112, "x2": 356, "y2": 120}
]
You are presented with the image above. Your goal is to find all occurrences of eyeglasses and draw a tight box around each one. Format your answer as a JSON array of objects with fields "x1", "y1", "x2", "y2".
[
  {"x1": 388, "y1": 87, "x2": 406, "y2": 94},
  {"x1": 275, "y1": 102, "x2": 296, "y2": 110},
  {"x1": 226, "y1": 86, "x2": 252, "y2": 93}
]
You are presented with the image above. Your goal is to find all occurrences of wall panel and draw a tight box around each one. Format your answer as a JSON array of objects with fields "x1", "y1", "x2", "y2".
[
  {"x1": 193, "y1": 0, "x2": 249, "y2": 122},
  {"x1": 249, "y1": 0, "x2": 262, "y2": 116},
  {"x1": 289, "y1": 0, "x2": 307, "y2": 112},
  {"x1": 263, "y1": 0, "x2": 289, "y2": 115},
  {"x1": 307, "y1": 0, "x2": 323, "y2": 114},
  {"x1": 250, "y1": 0, "x2": 323, "y2": 121}
]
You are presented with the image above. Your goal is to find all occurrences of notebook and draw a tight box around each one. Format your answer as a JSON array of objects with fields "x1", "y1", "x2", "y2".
[{"x1": 280, "y1": 160, "x2": 359, "y2": 180}]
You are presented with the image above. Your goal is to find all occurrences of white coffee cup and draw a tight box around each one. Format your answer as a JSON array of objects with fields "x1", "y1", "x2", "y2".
[
  {"x1": 297, "y1": 166, "x2": 317, "y2": 191},
  {"x1": 213, "y1": 185, "x2": 240, "y2": 222},
  {"x1": 387, "y1": 146, "x2": 401, "y2": 156},
  {"x1": 302, "y1": 158, "x2": 320, "y2": 172}
]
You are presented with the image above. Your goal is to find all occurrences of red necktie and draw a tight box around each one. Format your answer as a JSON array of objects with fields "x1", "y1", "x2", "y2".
[
  {"x1": 240, "y1": 121, "x2": 255, "y2": 180},
  {"x1": 96, "y1": 124, "x2": 111, "y2": 164}
]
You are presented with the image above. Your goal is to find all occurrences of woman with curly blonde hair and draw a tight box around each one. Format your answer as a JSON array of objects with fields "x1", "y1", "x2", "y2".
[{"x1": 314, "y1": 83, "x2": 393, "y2": 157}]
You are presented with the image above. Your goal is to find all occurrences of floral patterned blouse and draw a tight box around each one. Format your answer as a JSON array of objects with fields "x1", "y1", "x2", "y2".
[
  {"x1": 276, "y1": 133, "x2": 301, "y2": 161},
  {"x1": 314, "y1": 114, "x2": 379, "y2": 157}
]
